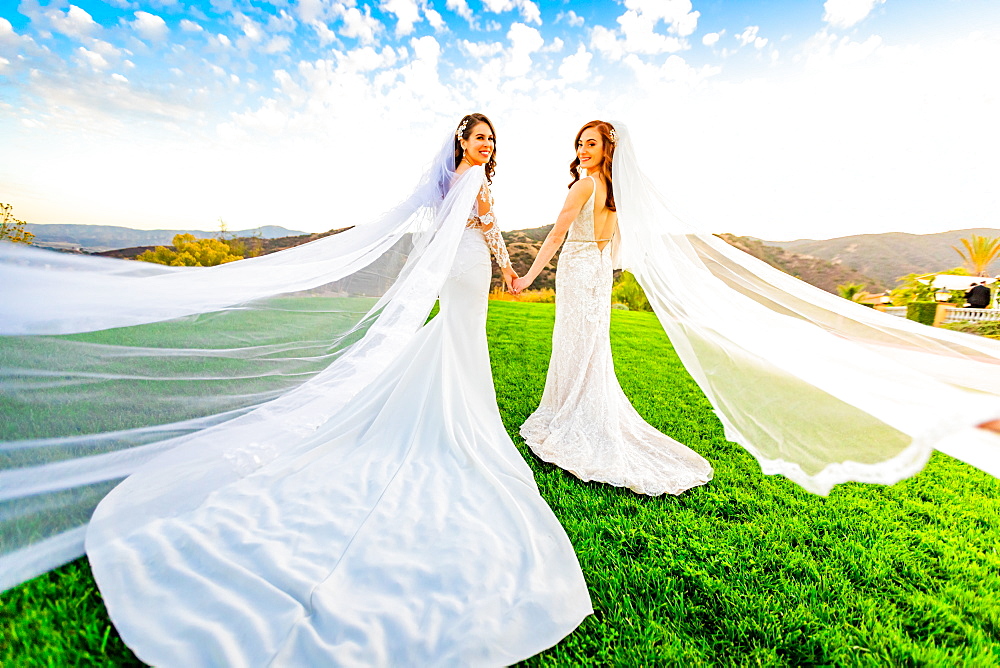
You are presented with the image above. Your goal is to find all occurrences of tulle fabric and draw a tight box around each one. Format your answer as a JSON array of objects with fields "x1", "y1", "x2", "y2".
[
  {"x1": 610, "y1": 122, "x2": 1000, "y2": 495},
  {"x1": 85, "y1": 226, "x2": 592, "y2": 666},
  {"x1": 522, "y1": 179, "x2": 713, "y2": 495},
  {"x1": 1, "y1": 135, "x2": 465, "y2": 590}
]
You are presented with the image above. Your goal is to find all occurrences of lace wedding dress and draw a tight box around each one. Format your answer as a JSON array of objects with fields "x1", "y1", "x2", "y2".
[
  {"x1": 521, "y1": 177, "x2": 713, "y2": 496},
  {"x1": 78, "y1": 172, "x2": 592, "y2": 666}
]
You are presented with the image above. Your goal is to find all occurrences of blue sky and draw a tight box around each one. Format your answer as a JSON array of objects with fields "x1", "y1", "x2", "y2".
[{"x1": 2, "y1": 0, "x2": 999, "y2": 240}]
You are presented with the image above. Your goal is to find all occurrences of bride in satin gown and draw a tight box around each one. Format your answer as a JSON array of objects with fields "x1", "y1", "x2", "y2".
[
  {"x1": 82, "y1": 114, "x2": 592, "y2": 666},
  {"x1": 512, "y1": 120, "x2": 713, "y2": 496}
]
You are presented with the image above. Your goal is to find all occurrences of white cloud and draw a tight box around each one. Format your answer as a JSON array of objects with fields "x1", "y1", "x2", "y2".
[
  {"x1": 132, "y1": 11, "x2": 169, "y2": 42},
  {"x1": 557, "y1": 10, "x2": 584, "y2": 28},
  {"x1": 460, "y1": 39, "x2": 504, "y2": 59},
  {"x1": 308, "y1": 19, "x2": 338, "y2": 45},
  {"x1": 341, "y1": 6, "x2": 383, "y2": 44},
  {"x1": 482, "y1": 0, "x2": 541, "y2": 26},
  {"x1": 382, "y1": 0, "x2": 421, "y2": 37},
  {"x1": 823, "y1": 0, "x2": 886, "y2": 29},
  {"x1": 214, "y1": 33, "x2": 232, "y2": 48},
  {"x1": 76, "y1": 46, "x2": 109, "y2": 70},
  {"x1": 88, "y1": 39, "x2": 121, "y2": 58},
  {"x1": 425, "y1": 8, "x2": 445, "y2": 31},
  {"x1": 736, "y1": 26, "x2": 768, "y2": 50},
  {"x1": 544, "y1": 36, "x2": 564, "y2": 53},
  {"x1": 447, "y1": 0, "x2": 474, "y2": 24},
  {"x1": 295, "y1": 0, "x2": 326, "y2": 24},
  {"x1": 338, "y1": 45, "x2": 401, "y2": 72},
  {"x1": 803, "y1": 30, "x2": 884, "y2": 68},
  {"x1": 264, "y1": 36, "x2": 292, "y2": 54},
  {"x1": 235, "y1": 14, "x2": 264, "y2": 43},
  {"x1": 623, "y1": 52, "x2": 719, "y2": 87},
  {"x1": 592, "y1": 1, "x2": 697, "y2": 58},
  {"x1": 180, "y1": 19, "x2": 204, "y2": 32},
  {"x1": 51, "y1": 5, "x2": 99, "y2": 40},
  {"x1": 618, "y1": 10, "x2": 686, "y2": 54},
  {"x1": 625, "y1": 0, "x2": 699, "y2": 37},
  {"x1": 267, "y1": 10, "x2": 297, "y2": 33},
  {"x1": 591, "y1": 25, "x2": 624, "y2": 61},
  {"x1": 505, "y1": 22, "x2": 543, "y2": 77},
  {"x1": 111, "y1": 72, "x2": 128, "y2": 82},
  {"x1": 558, "y1": 44, "x2": 591, "y2": 83},
  {"x1": 702, "y1": 31, "x2": 721, "y2": 47}
]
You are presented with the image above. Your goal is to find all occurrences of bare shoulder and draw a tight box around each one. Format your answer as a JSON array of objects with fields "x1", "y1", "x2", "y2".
[{"x1": 568, "y1": 177, "x2": 596, "y2": 198}]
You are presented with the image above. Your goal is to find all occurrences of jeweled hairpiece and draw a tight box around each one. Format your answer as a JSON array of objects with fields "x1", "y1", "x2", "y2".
[
  {"x1": 456, "y1": 118, "x2": 470, "y2": 140},
  {"x1": 608, "y1": 126, "x2": 617, "y2": 146}
]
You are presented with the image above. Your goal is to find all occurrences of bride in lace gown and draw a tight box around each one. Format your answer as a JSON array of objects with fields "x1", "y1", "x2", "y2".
[
  {"x1": 512, "y1": 120, "x2": 713, "y2": 496},
  {"x1": 77, "y1": 114, "x2": 592, "y2": 666}
]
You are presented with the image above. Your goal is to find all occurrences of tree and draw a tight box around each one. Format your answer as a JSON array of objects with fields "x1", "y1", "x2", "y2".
[
  {"x1": 836, "y1": 282, "x2": 871, "y2": 302},
  {"x1": 611, "y1": 271, "x2": 652, "y2": 311},
  {"x1": 136, "y1": 233, "x2": 243, "y2": 266},
  {"x1": 216, "y1": 218, "x2": 263, "y2": 259},
  {"x1": 952, "y1": 235, "x2": 1000, "y2": 277},
  {"x1": 0, "y1": 203, "x2": 34, "y2": 244},
  {"x1": 888, "y1": 267, "x2": 969, "y2": 305}
]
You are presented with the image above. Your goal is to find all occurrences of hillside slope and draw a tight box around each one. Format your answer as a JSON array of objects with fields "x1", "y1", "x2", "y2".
[{"x1": 762, "y1": 228, "x2": 1000, "y2": 285}]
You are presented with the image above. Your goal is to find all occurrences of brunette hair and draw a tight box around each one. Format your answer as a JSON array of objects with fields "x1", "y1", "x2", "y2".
[
  {"x1": 454, "y1": 113, "x2": 497, "y2": 184},
  {"x1": 568, "y1": 120, "x2": 616, "y2": 212}
]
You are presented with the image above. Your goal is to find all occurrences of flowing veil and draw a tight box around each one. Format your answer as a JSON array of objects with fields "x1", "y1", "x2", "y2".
[
  {"x1": 0, "y1": 131, "x2": 485, "y2": 591},
  {"x1": 610, "y1": 122, "x2": 1000, "y2": 495}
]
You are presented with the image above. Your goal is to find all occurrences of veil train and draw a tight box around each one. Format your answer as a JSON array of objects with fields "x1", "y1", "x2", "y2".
[{"x1": 610, "y1": 121, "x2": 1000, "y2": 495}]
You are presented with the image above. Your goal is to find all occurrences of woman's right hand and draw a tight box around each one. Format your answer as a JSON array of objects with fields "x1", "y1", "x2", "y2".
[{"x1": 512, "y1": 277, "x2": 532, "y2": 294}]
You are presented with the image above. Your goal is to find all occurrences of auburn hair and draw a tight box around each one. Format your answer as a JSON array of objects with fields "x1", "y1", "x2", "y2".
[{"x1": 568, "y1": 120, "x2": 615, "y2": 211}]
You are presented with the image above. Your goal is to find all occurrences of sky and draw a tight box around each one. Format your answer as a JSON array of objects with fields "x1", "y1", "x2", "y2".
[{"x1": 1, "y1": 0, "x2": 999, "y2": 241}]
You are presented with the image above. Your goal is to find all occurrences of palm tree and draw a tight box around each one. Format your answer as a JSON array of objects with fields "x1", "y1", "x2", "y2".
[
  {"x1": 836, "y1": 282, "x2": 871, "y2": 302},
  {"x1": 953, "y1": 235, "x2": 1000, "y2": 277}
]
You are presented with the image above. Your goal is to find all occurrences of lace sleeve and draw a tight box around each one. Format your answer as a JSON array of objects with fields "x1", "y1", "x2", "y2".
[
  {"x1": 473, "y1": 182, "x2": 511, "y2": 269},
  {"x1": 482, "y1": 222, "x2": 511, "y2": 269}
]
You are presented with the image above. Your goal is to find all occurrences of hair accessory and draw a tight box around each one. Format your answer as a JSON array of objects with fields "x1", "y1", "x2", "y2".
[
  {"x1": 608, "y1": 126, "x2": 617, "y2": 146},
  {"x1": 456, "y1": 118, "x2": 470, "y2": 140}
]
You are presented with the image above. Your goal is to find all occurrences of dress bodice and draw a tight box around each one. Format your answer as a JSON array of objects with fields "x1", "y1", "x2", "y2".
[{"x1": 566, "y1": 176, "x2": 614, "y2": 247}]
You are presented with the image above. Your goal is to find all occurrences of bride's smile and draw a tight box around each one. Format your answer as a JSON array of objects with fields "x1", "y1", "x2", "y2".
[
  {"x1": 462, "y1": 122, "x2": 494, "y2": 165},
  {"x1": 576, "y1": 130, "x2": 604, "y2": 169}
]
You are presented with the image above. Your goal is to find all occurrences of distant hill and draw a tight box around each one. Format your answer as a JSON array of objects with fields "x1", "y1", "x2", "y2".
[
  {"x1": 494, "y1": 226, "x2": 880, "y2": 295},
  {"x1": 26, "y1": 223, "x2": 307, "y2": 252},
  {"x1": 718, "y1": 234, "x2": 887, "y2": 294},
  {"x1": 761, "y1": 228, "x2": 1000, "y2": 286},
  {"x1": 97, "y1": 228, "x2": 351, "y2": 259}
]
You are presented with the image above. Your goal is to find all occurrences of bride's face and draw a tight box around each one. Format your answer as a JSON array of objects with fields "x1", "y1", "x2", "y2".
[
  {"x1": 462, "y1": 122, "x2": 495, "y2": 166},
  {"x1": 576, "y1": 128, "x2": 604, "y2": 171}
]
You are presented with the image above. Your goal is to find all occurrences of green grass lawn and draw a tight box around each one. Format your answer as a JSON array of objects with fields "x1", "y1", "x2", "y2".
[{"x1": 3, "y1": 300, "x2": 999, "y2": 666}]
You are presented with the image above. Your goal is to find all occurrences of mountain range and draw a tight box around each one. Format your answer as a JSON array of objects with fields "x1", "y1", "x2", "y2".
[
  {"x1": 25, "y1": 223, "x2": 306, "y2": 252},
  {"x1": 23, "y1": 223, "x2": 999, "y2": 295},
  {"x1": 760, "y1": 228, "x2": 1000, "y2": 287}
]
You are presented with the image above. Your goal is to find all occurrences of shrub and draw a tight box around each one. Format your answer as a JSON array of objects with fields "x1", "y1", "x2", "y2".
[
  {"x1": 906, "y1": 301, "x2": 938, "y2": 326},
  {"x1": 943, "y1": 320, "x2": 1000, "y2": 340},
  {"x1": 611, "y1": 271, "x2": 652, "y2": 312},
  {"x1": 489, "y1": 288, "x2": 555, "y2": 303},
  {"x1": 137, "y1": 234, "x2": 244, "y2": 267}
]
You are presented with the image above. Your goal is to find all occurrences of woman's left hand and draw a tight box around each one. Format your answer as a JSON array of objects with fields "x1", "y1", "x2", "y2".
[{"x1": 502, "y1": 266, "x2": 518, "y2": 294}]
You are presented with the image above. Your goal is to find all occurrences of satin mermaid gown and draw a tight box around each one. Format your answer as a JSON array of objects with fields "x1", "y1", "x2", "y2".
[{"x1": 86, "y1": 210, "x2": 593, "y2": 666}]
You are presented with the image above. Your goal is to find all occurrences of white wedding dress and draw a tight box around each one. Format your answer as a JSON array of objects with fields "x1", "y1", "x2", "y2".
[
  {"x1": 521, "y1": 177, "x2": 714, "y2": 496},
  {"x1": 80, "y1": 174, "x2": 592, "y2": 666}
]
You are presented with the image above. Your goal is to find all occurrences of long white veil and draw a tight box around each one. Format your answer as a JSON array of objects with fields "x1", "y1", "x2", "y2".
[
  {"x1": 611, "y1": 122, "x2": 1000, "y2": 495},
  {"x1": 0, "y1": 130, "x2": 485, "y2": 591}
]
